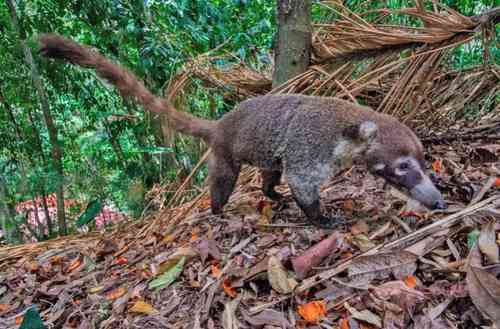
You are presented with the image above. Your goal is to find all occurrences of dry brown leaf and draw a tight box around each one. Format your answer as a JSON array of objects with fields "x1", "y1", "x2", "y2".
[
  {"x1": 478, "y1": 221, "x2": 499, "y2": 264},
  {"x1": 241, "y1": 308, "x2": 291, "y2": 327},
  {"x1": 163, "y1": 234, "x2": 176, "y2": 243},
  {"x1": 466, "y1": 241, "x2": 500, "y2": 326},
  {"x1": 340, "y1": 318, "x2": 350, "y2": 329},
  {"x1": 345, "y1": 303, "x2": 382, "y2": 328},
  {"x1": 222, "y1": 297, "x2": 241, "y2": 329},
  {"x1": 297, "y1": 300, "x2": 326, "y2": 324},
  {"x1": 292, "y1": 231, "x2": 343, "y2": 279},
  {"x1": 268, "y1": 255, "x2": 297, "y2": 294},
  {"x1": 352, "y1": 234, "x2": 376, "y2": 252},
  {"x1": 129, "y1": 299, "x2": 158, "y2": 315},
  {"x1": 0, "y1": 304, "x2": 10, "y2": 312},
  {"x1": 348, "y1": 251, "x2": 417, "y2": 284},
  {"x1": 67, "y1": 258, "x2": 82, "y2": 272},
  {"x1": 105, "y1": 287, "x2": 127, "y2": 301},
  {"x1": 351, "y1": 220, "x2": 369, "y2": 235},
  {"x1": 211, "y1": 264, "x2": 221, "y2": 278}
]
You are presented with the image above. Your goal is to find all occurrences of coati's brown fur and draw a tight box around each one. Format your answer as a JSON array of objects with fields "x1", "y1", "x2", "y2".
[{"x1": 39, "y1": 34, "x2": 446, "y2": 227}]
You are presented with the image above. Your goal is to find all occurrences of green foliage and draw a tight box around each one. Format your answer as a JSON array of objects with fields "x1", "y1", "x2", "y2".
[
  {"x1": 19, "y1": 306, "x2": 47, "y2": 329},
  {"x1": 75, "y1": 200, "x2": 102, "y2": 227}
]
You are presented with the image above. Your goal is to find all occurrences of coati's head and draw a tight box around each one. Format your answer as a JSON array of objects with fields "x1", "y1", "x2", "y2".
[{"x1": 346, "y1": 119, "x2": 447, "y2": 210}]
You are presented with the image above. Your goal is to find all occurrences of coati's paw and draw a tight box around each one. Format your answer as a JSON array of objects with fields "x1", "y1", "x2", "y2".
[{"x1": 310, "y1": 215, "x2": 344, "y2": 229}]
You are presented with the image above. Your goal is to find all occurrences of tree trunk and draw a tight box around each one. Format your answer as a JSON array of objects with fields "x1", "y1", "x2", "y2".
[
  {"x1": 273, "y1": 0, "x2": 312, "y2": 87},
  {"x1": 1, "y1": 82, "x2": 54, "y2": 237},
  {"x1": 0, "y1": 174, "x2": 20, "y2": 244},
  {"x1": 7, "y1": 0, "x2": 67, "y2": 236}
]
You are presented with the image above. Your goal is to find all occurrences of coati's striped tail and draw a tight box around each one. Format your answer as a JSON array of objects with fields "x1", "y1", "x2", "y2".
[{"x1": 38, "y1": 33, "x2": 214, "y2": 141}]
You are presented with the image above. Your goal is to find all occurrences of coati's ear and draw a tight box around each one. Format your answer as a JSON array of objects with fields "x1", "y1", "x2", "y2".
[{"x1": 343, "y1": 121, "x2": 378, "y2": 142}]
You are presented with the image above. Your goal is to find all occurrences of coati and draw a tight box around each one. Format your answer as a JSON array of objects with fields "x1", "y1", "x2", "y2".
[{"x1": 38, "y1": 34, "x2": 447, "y2": 228}]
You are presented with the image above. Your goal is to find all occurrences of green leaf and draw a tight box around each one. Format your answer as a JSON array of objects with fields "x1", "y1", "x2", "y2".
[
  {"x1": 148, "y1": 256, "x2": 186, "y2": 291},
  {"x1": 20, "y1": 306, "x2": 46, "y2": 329},
  {"x1": 76, "y1": 200, "x2": 103, "y2": 227},
  {"x1": 468, "y1": 229, "x2": 480, "y2": 250}
]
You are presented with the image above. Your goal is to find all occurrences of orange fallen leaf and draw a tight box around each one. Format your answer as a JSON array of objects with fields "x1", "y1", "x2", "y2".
[
  {"x1": 341, "y1": 251, "x2": 353, "y2": 259},
  {"x1": 0, "y1": 304, "x2": 10, "y2": 312},
  {"x1": 67, "y1": 258, "x2": 82, "y2": 272},
  {"x1": 191, "y1": 228, "x2": 199, "y2": 241},
  {"x1": 211, "y1": 264, "x2": 221, "y2": 278},
  {"x1": 105, "y1": 287, "x2": 127, "y2": 301},
  {"x1": 432, "y1": 159, "x2": 442, "y2": 173},
  {"x1": 50, "y1": 255, "x2": 62, "y2": 265},
  {"x1": 404, "y1": 275, "x2": 417, "y2": 288},
  {"x1": 495, "y1": 177, "x2": 500, "y2": 188},
  {"x1": 15, "y1": 315, "x2": 23, "y2": 325},
  {"x1": 297, "y1": 300, "x2": 326, "y2": 324},
  {"x1": 340, "y1": 319, "x2": 350, "y2": 329},
  {"x1": 26, "y1": 260, "x2": 39, "y2": 273},
  {"x1": 115, "y1": 256, "x2": 128, "y2": 265},
  {"x1": 222, "y1": 278, "x2": 237, "y2": 298}
]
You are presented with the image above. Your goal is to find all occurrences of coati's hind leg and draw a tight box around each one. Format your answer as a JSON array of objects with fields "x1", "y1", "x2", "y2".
[
  {"x1": 285, "y1": 171, "x2": 337, "y2": 229},
  {"x1": 208, "y1": 154, "x2": 240, "y2": 215},
  {"x1": 261, "y1": 170, "x2": 283, "y2": 201}
]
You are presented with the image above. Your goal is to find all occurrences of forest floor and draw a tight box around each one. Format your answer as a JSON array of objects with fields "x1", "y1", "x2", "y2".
[{"x1": 0, "y1": 139, "x2": 499, "y2": 329}]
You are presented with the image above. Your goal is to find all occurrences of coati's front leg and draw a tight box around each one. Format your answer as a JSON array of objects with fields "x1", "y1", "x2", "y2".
[
  {"x1": 261, "y1": 170, "x2": 283, "y2": 201},
  {"x1": 286, "y1": 171, "x2": 337, "y2": 228},
  {"x1": 208, "y1": 154, "x2": 241, "y2": 215}
]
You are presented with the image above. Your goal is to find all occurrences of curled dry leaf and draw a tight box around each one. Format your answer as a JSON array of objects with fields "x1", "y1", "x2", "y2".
[
  {"x1": 105, "y1": 287, "x2": 127, "y2": 301},
  {"x1": 478, "y1": 221, "x2": 499, "y2": 264},
  {"x1": 348, "y1": 251, "x2": 417, "y2": 285},
  {"x1": 352, "y1": 234, "x2": 376, "y2": 252},
  {"x1": 292, "y1": 231, "x2": 343, "y2": 279},
  {"x1": 466, "y1": 238, "x2": 500, "y2": 327},
  {"x1": 297, "y1": 300, "x2": 326, "y2": 324},
  {"x1": 129, "y1": 299, "x2": 158, "y2": 315},
  {"x1": 222, "y1": 279, "x2": 238, "y2": 298},
  {"x1": 66, "y1": 257, "x2": 82, "y2": 273},
  {"x1": 241, "y1": 308, "x2": 291, "y2": 327},
  {"x1": 371, "y1": 280, "x2": 425, "y2": 313},
  {"x1": 267, "y1": 255, "x2": 297, "y2": 294},
  {"x1": 344, "y1": 303, "x2": 382, "y2": 328},
  {"x1": 222, "y1": 297, "x2": 241, "y2": 329},
  {"x1": 195, "y1": 238, "x2": 222, "y2": 263}
]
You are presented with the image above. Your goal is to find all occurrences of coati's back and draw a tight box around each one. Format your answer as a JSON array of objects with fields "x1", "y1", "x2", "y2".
[{"x1": 214, "y1": 94, "x2": 422, "y2": 170}]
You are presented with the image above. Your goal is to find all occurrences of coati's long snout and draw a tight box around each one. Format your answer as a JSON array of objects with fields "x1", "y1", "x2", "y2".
[
  {"x1": 39, "y1": 33, "x2": 447, "y2": 228},
  {"x1": 368, "y1": 156, "x2": 447, "y2": 210}
]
